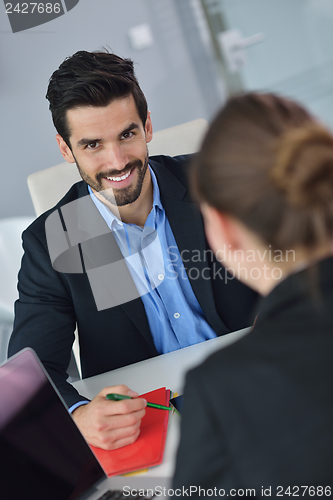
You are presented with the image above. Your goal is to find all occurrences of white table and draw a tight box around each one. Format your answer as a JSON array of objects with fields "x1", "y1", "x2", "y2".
[{"x1": 72, "y1": 328, "x2": 250, "y2": 477}]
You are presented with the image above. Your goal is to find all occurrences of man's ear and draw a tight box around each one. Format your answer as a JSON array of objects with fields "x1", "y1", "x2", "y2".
[
  {"x1": 145, "y1": 111, "x2": 153, "y2": 144},
  {"x1": 56, "y1": 134, "x2": 76, "y2": 163}
]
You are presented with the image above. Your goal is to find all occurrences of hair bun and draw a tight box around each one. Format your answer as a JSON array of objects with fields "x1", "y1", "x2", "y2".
[{"x1": 271, "y1": 124, "x2": 333, "y2": 208}]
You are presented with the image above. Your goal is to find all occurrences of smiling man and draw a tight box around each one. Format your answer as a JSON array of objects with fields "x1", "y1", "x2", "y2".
[
  {"x1": 8, "y1": 50, "x2": 257, "y2": 450},
  {"x1": 57, "y1": 95, "x2": 153, "y2": 227}
]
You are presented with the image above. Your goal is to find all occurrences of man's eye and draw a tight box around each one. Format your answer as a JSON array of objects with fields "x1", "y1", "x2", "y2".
[
  {"x1": 122, "y1": 131, "x2": 134, "y2": 140},
  {"x1": 86, "y1": 141, "x2": 99, "y2": 149}
]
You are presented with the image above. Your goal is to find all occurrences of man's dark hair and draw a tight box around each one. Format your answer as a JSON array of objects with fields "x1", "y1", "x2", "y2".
[{"x1": 46, "y1": 50, "x2": 148, "y2": 147}]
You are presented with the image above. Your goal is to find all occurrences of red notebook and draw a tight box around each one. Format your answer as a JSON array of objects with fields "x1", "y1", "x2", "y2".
[{"x1": 90, "y1": 387, "x2": 170, "y2": 477}]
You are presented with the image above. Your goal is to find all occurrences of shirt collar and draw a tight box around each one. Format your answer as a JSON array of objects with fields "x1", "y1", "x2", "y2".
[{"x1": 87, "y1": 165, "x2": 163, "y2": 230}]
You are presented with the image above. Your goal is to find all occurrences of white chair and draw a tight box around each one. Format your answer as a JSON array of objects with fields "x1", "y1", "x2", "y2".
[
  {"x1": 27, "y1": 118, "x2": 208, "y2": 377},
  {"x1": 0, "y1": 217, "x2": 35, "y2": 362}
]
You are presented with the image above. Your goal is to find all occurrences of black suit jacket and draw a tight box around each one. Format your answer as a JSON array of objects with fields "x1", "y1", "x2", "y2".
[
  {"x1": 9, "y1": 155, "x2": 257, "y2": 408},
  {"x1": 173, "y1": 256, "x2": 333, "y2": 496}
]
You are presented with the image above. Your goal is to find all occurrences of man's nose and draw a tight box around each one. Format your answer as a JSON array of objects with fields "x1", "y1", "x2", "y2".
[{"x1": 104, "y1": 144, "x2": 129, "y2": 171}]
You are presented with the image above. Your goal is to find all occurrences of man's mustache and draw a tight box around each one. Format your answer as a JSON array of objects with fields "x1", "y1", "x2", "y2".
[{"x1": 96, "y1": 159, "x2": 143, "y2": 182}]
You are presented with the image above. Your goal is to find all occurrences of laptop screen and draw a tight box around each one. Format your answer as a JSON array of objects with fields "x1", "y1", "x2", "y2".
[{"x1": 0, "y1": 349, "x2": 106, "y2": 500}]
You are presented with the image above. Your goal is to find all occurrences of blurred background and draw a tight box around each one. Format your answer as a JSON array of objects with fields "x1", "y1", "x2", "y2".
[{"x1": 1, "y1": 0, "x2": 333, "y2": 358}]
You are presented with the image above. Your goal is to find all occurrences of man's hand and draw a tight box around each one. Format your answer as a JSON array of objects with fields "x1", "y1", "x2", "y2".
[{"x1": 72, "y1": 385, "x2": 147, "y2": 450}]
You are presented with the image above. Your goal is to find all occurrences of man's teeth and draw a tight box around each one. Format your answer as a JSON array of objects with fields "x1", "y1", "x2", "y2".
[{"x1": 106, "y1": 170, "x2": 131, "y2": 182}]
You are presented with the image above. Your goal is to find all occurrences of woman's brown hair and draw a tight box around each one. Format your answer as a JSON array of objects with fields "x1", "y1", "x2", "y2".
[{"x1": 193, "y1": 93, "x2": 333, "y2": 251}]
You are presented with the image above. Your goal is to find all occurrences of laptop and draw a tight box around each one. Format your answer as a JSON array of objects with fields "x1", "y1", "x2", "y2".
[{"x1": 0, "y1": 348, "x2": 170, "y2": 500}]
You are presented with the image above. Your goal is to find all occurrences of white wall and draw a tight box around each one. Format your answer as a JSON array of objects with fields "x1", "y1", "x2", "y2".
[
  {"x1": 215, "y1": 0, "x2": 333, "y2": 129},
  {"x1": 0, "y1": 0, "x2": 224, "y2": 218}
]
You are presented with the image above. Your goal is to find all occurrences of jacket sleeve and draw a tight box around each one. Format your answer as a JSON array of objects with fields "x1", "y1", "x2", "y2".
[
  {"x1": 173, "y1": 366, "x2": 234, "y2": 496},
  {"x1": 8, "y1": 225, "x2": 89, "y2": 409}
]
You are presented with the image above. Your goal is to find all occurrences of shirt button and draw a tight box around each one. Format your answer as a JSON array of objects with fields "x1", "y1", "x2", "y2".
[
  {"x1": 117, "y1": 221, "x2": 123, "y2": 226},
  {"x1": 174, "y1": 312, "x2": 180, "y2": 319},
  {"x1": 158, "y1": 274, "x2": 164, "y2": 281}
]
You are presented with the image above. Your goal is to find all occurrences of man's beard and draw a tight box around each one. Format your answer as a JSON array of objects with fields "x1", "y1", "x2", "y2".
[{"x1": 75, "y1": 150, "x2": 149, "y2": 207}]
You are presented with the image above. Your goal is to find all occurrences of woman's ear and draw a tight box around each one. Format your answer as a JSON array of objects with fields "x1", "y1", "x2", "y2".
[
  {"x1": 201, "y1": 204, "x2": 228, "y2": 256},
  {"x1": 201, "y1": 204, "x2": 242, "y2": 255}
]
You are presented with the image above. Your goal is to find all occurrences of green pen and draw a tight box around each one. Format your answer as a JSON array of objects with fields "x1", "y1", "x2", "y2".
[{"x1": 106, "y1": 393, "x2": 172, "y2": 411}]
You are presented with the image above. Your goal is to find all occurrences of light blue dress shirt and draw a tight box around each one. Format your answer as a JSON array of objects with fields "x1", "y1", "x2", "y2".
[{"x1": 68, "y1": 167, "x2": 216, "y2": 413}]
